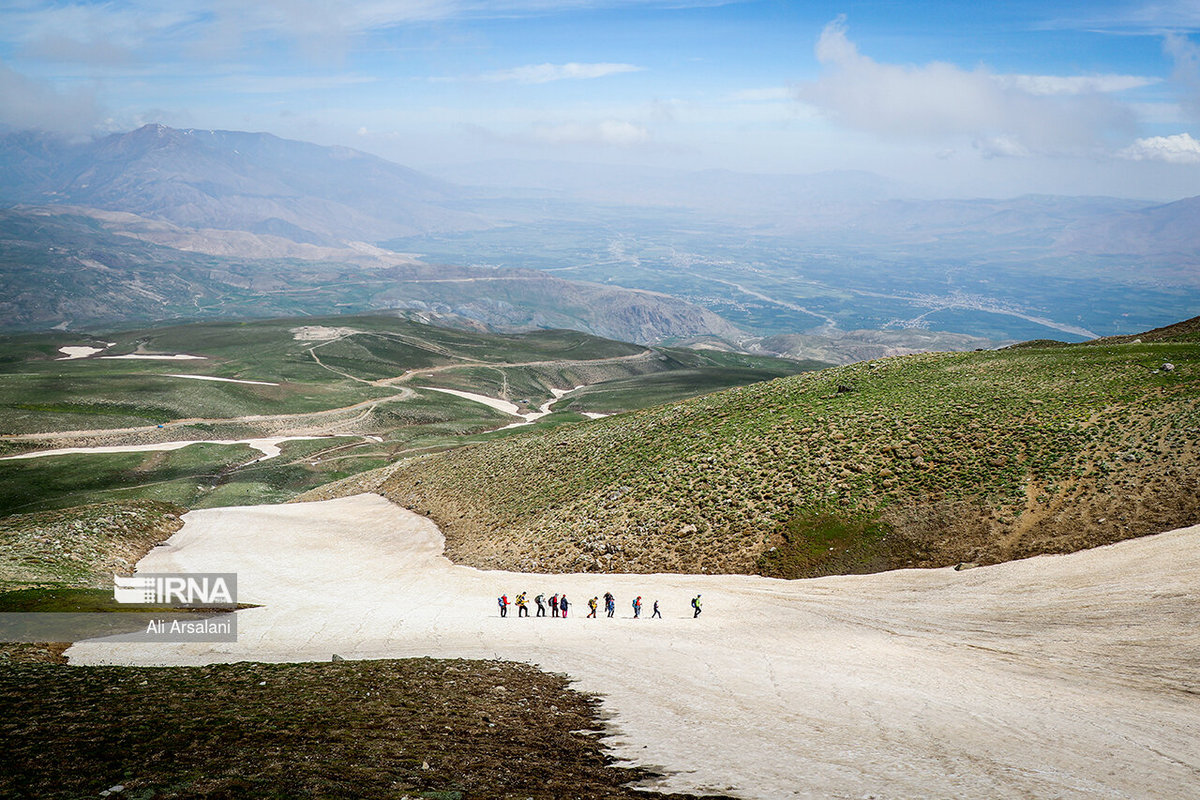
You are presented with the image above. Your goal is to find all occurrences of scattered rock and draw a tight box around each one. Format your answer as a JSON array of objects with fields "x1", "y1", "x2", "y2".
[
  {"x1": 331, "y1": 653, "x2": 344, "y2": 662},
  {"x1": 1162, "y1": 363, "x2": 1175, "y2": 372},
  {"x1": 954, "y1": 562, "x2": 979, "y2": 571}
]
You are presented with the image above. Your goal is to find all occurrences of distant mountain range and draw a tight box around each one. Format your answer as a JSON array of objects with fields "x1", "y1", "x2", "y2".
[
  {"x1": 0, "y1": 124, "x2": 1196, "y2": 347},
  {"x1": 0, "y1": 124, "x2": 482, "y2": 244},
  {"x1": 6, "y1": 124, "x2": 1199, "y2": 256}
]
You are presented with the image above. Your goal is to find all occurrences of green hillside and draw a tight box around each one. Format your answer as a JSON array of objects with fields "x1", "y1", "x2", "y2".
[
  {"x1": 328, "y1": 322, "x2": 1199, "y2": 576},
  {"x1": 0, "y1": 314, "x2": 820, "y2": 515}
]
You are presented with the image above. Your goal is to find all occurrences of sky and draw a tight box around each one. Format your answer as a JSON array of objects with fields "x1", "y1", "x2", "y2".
[{"x1": 3, "y1": 0, "x2": 1200, "y2": 198}]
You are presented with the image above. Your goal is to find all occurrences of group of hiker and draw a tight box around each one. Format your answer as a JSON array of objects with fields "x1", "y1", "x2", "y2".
[{"x1": 496, "y1": 591, "x2": 703, "y2": 619}]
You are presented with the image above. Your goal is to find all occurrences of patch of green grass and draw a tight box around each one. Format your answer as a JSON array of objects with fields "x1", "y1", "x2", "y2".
[
  {"x1": 0, "y1": 446, "x2": 255, "y2": 516},
  {"x1": 757, "y1": 511, "x2": 908, "y2": 579}
]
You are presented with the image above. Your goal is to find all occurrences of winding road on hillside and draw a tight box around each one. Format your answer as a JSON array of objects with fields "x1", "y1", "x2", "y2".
[
  {"x1": 3, "y1": 347, "x2": 655, "y2": 449},
  {"x1": 68, "y1": 494, "x2": 1200, "y2": 800}
]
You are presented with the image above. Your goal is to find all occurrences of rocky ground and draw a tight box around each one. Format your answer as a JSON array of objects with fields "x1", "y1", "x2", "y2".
[{"x1": 1, "y1": 658, "x2": 709, "y2": 800}]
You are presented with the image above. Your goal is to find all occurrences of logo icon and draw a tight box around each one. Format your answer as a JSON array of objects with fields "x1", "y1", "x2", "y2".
[{"x1": 112, "y1": 573, "x2": 236, "y2": 607}]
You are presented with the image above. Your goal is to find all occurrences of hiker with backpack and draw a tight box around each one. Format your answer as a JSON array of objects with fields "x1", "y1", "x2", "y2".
[
  {"x1": 632, "y1": 596, "x2": 642, "y2": 618},
  {"x1": 691, "y1": 594, "x2": 702, "y2": 618},
  {"x1": 535, "y1": 593, "x2": 546, "y2": 617},
  {"x1": 560, "y1": 594, "x2": 570, "y2": 618},
  {"x1": 603, "y1": 591, "x2": 615, "y2": 618},
  {"x1": 498, "y1": 594, "x2": 509, "y2": 618},
  {"x1": 588, "y1": 597, "x2": 599, "y2": 618},
  {"x1": 551, "y1": 593, "x2": 560, "y2": 617},
  {"x1": 651, "y1": 599, "x2": 662, "y2": 618},
  {"x1": 516, "y1": 592, "x2": 529, "y2": 617}
]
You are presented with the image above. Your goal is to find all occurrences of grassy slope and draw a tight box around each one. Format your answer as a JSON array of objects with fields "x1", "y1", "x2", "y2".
[
  {"x1": 0, "y1": 315, "x2": 821, "y2": 515},
  {"x1": 0, "y1": 315, "x2": 644, "y2": 437},
  {"x1": 0, "y1": 501, "x2": 183, "y2": 591},
  {"x1": 355, "y1": 328, "x2": 1198, "y2": 576}
]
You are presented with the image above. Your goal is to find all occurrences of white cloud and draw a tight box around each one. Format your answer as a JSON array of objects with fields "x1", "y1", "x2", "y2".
[
  {"x1": 1120, "y1": 133, "x2": 1200, "y2": 163},
  {"x1": 1043, "y1": 1, "x2": 1200, "y2": 34},
  {"x1": 22, "y1": 34, "x2": 138, "y2": 66},
  {"x1": 794, "y1": 16, "x2": 1137, "y2": 157},
  {"x1": 1165, "y1": 33, "x2": 1200, "y2": 121},
  {"x1": 998, "y1": 74, "x2": 1159, "y2": 96},
  {"x1": 480, "y1": 62, "x2": 643, "y2": 83},
  {"x1": 530, "y1": 119, "x2": 651, "y2": 146},
  {"x1": 9, "y1": 1, "x2": 204, "y2": 62},
  {"x1": 0, "y1": 60, "x2": 104, "y2": 134},
  {"x1": 974, "y1": 136, "x2": 1031, "y2": 159}
]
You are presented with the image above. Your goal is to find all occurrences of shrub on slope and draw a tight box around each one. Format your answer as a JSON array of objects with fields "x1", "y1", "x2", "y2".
[
  {"x1": 0, "y1": 501, "x2": 183, "y2": 590},
  {"x1": 360, "y1": 332, "x2": 1198, "y2": 576}
]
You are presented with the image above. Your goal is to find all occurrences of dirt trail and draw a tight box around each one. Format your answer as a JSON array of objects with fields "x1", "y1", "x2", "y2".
[
  {"x1": 68, "y1": 494, "x2": 1200, "y2": 800},
  {"x1": 372, "y1": 348, "x2": 656, "y2": 387},
  {"x1": 6, "y1": 348, "x2": 654, "y2": 449},
  {"x1": 3, "y1": 391, "x2": 416, "y2": 445}
]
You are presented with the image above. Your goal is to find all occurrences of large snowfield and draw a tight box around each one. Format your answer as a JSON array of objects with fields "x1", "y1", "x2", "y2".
[{"x1": 68, "y1": 494, "x2": 1200, "y2": 799}]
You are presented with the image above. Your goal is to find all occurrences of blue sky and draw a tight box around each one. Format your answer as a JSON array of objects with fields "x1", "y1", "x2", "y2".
[{"x1": 3, "y1": 0, "x2": 1200, "y2": 197}]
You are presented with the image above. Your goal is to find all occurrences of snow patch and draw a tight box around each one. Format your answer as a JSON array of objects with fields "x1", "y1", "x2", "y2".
[
  {"x1": 427, "y1": 385, "x2": 587, "y2": 430},
  {"x1": 1, "y1": 436, "x2": 328, "y2": 463},
  {"x1": 57, "y1": 344, "x2": 110, "y2": 360},
  {"x1": 166, "y1": 374, "x2": 279, "y2": 387},
  {"x1": 65, "y1": 495, "x2": 1200, "y2": 800},
  {"x1": 101, "y1": 354, "x2": 207, "y2": 361}
]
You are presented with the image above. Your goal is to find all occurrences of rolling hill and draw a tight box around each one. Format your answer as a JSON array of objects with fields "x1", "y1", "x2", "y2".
[
  {"x1": 309, "y1": 319, "x2": 1200, "y2": 576},
  {"x1": 0, "y1": 313, "x2": 821, "y2": 516}
]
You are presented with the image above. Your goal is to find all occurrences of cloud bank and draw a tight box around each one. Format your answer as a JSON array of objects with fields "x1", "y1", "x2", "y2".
[
  {"x1": 794, "y1": 16, "x2": 1137, "y2": 157},
  {"x1": 0, "y1": 60, "x2": 103, "y2": 134}
]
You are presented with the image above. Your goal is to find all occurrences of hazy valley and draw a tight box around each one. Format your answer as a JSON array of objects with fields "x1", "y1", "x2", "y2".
[{"x1": 3, "y1": 125, "x2": 1196, "y2": 359}]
